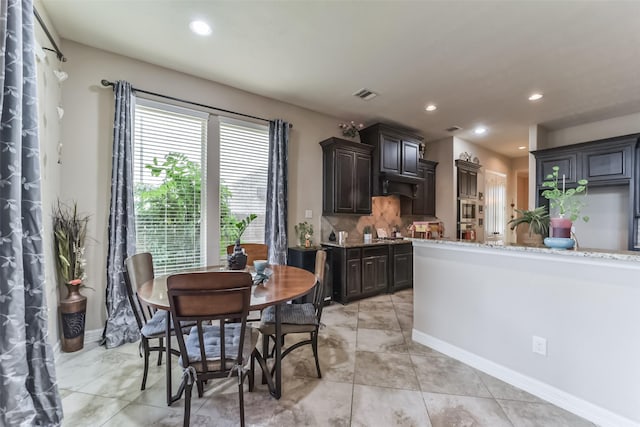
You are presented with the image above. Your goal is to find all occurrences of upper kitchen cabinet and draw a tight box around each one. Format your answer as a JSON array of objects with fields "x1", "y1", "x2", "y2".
[
  {"x1": 402, "y1": 159, "x2": 438, "y2": 216},
  {"x1": 456, "y1": 159, "x2": 481, "y2": 199},
  {"x1": 359, "y1": 123, "x2": 424, "y2": 198},
  {"x1": 320, "y1": 137, "x2": 374, "y2": 215}
]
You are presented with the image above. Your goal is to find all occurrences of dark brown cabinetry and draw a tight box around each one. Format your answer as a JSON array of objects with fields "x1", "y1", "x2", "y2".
[
  {"x1": 325, "y1": 242, "x2": 412, "y2": 304},
  {"x1": 401, "y1": 159, "x2": 438, "y2": 216},
  {"x1": 390, "y1": 243, "x2": 413, "y2": 292},
  {"x1": 532, "y1": 133, "x2": 639, "y2": 250},
  {"x1": 359, "y1": 123, "x2": 423, "y2": 197},
  {"x1": 456, "y1": 160, "x2": 480, "y2": 199},
  {"x1": 287, "y1": 247, "x2": 333, "y2": 303},
  {"x1": 321, "y1": 138, "x2": 374, "y2": 215}
]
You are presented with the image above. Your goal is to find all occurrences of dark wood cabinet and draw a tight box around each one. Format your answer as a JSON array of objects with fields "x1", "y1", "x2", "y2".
[
  {"x1": 582, "y1": 143, "x2": 633, "y2": 182},
  {"x1": 287, "y1": 246, "x2": 332, "y2": 303},
  {"x1": 456, "y1": 160, "x2": 481, "y2": 199},
  {"x1": 359, "y1": 123, "x2": 424, "y2": 197},
  {"x1": 401, "y1": 159, "x2": 438, "y2": 216},
  {"x1": 324, "y1": 242, "x2": 411, "y2": 303},
  {"x1": 537, "y1": 153, "x2": 578, "y2": 185},
  {"x1": 321, "y1": 138, "x2": 374, "y2": 215},
  {"x1": 390, "y1": 243, "x2": 413, "y2": 292}
]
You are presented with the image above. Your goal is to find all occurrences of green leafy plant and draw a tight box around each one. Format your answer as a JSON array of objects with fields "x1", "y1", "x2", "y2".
[
  {"x1": 363, "y1": 225, "x2": 372, "y2": 235},
  {"x1": 541, "y1": 166, "x2": 589, "y2": 222},
  {"x1": 294, "y1": 221, "x2": 313, "y2": 246},
  {"x1": 231, "y1": 214, "x2": 258, "y2": 241},
  {"x1": 508, "y1": 206, "x2": 550, "y2": 238},
  {"x1": 53, "y1": 201, "x2": 89, "y2": 287}
]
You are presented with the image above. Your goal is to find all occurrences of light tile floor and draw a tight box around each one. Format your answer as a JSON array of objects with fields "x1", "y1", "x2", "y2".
[{"x1": 56, "y1": 289, "x2": 595, "y2": 426}]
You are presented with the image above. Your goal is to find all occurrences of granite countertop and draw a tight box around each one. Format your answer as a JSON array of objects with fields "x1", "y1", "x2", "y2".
[
  {"x1": 409, "y1": 238, "x2": 640, "y2": 263},
  {"x1": 321, "y1": 239, "x2": 412, "y2": 248}
]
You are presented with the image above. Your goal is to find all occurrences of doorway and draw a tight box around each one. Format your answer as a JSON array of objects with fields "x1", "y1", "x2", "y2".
[{"x1": 484, "y1": 171, "x2": 507, "y2": 242}]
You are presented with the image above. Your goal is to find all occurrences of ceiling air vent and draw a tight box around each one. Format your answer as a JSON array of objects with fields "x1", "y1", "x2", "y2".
[
  {"x1": 353, "y1": 88, "x2": 378, "y2": 101},
  {"x1": 445, "y1": 126, "x2": 462, "y2": 132}
]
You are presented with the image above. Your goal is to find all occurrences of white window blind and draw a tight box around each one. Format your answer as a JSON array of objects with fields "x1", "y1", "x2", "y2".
[
  {"x1": 219, "y1": 118, "x2": 269, "y2": 258},
  {"x1": 133, "y1": 100, "x2": 207, "y2": 275},
  {"x1": 485, "y1": 171, "x2": 507, "y2": 241}
]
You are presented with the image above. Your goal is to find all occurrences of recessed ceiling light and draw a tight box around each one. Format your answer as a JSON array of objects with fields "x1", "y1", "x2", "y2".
[
  {"x1": 190, "y1": 20, "x2": 212, "y2": 36},
  {"x1": 474, "y1": 126, "x2": 487, "y2": 135},
  {"x1": 425, "y1": 104, "x2": 437, "y2": 112},
  {"x1": 528, "y1": 93, "x2": 543, "y2": 101},
  {"x1": 518, "y1": 146, "x2": 527, "y2": 150}
]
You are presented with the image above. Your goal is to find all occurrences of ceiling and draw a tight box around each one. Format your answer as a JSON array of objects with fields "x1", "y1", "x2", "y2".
[{"x1": 40, "y1": 0, "x2": 640, "y2": 158}]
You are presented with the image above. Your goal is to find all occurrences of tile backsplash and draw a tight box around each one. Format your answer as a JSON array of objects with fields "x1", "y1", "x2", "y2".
[{"x1": 321, "y1": 196, "x2": 419, "y2": 243}]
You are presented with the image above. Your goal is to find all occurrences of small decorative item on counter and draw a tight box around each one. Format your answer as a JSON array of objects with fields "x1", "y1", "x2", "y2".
[
  {"x1": 338, "y1": 121, "x2": 364, "y2": 138},
  {"x1": 295, "y1": 221, "x2": 314, "y2": 247},
  {"x1": 419, "y1": 143, "x2": 426, "y2": 159},
  {"x1": 227, "y1": 239, "x2": 248, "y2": 270},
  {"x1": 363, "y1": 226, "x2": 372, "y2": 243},
  {"x1": 328, "y1": 230, "x2": 336, "y2": 241}
]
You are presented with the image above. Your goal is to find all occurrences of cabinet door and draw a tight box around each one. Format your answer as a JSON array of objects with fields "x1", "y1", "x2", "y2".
[
  {"x1": 346, "y1": 259, "x2": 361, "y2": 297},
  {"x1": 374, "y1": 256, "x2": 388, "y2": 292},
  {"x1": 458, "y1": 169, "x2": 469, "y2": 198},
  {"x1": 393, "y1": 253, "x2": 413, "y2": 290},
  {"x1": 401, "y1": 140, "x2": 420, "y2": 176},
  {"x1": 361, "y1": 257, "x2": 376, "y2": 293},
  {"x1": 537, "y1": 154, "x2": 578, "y2": 186},
  {"x1": 354, "y1": 153, "x2": 372, "y2": 214},
  {"x1": 468, "y1": 170, "x2": 478, "y2": 199},
  {"x1": 334, "y1": 149, "x2": 356, "y2": 213},
  {"x1": 424, "y1": 167, "x2": 436, "y2": 217},
  {"x1": 380, "y1": 134, "x2": 401, "y2": 174},
  {"x1": 583, "y1": 144, "x2": 633, "y2": 182},
  {"x1": 411, "y1": 167, "x2": 426, "y2": 215}
]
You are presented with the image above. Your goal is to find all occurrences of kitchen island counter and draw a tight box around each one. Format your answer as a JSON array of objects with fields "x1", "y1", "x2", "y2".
[{"x1": 411, "y1": 238, "x2": 640, "y2": 427}]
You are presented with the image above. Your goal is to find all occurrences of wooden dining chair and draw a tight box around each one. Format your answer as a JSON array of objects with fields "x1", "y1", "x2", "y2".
[
  {"x1": 167, "y1": 271, "x2": 258, "y2": 427},
  {"x1": 257, "y1": 250, "x2": 327, "y2": 379},
  {"x1": 226, "y1": 243, "x2": 268, "y2": 267}
]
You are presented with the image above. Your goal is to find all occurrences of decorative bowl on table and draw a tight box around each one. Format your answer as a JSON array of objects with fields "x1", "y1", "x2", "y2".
[{"x1": 543, "y1": 237, "x2": 575, "y2": 250}]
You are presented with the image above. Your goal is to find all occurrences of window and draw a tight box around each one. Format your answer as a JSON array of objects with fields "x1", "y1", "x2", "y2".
[
  {"x1": 133, "y1": 99, "x2": 269, "y2": 271},
  {"x1": 219, "y1": 118, "x2": 269, "y2": 258},
  {"x1": 485, "y1": 170, "x2": 507, "y2": 241},
  {"x1": 133, "y1": 100, "x2": 207, "y2": 275}
]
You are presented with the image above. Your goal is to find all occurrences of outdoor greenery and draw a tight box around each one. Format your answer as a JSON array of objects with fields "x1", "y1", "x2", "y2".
[
  {"x1": 507, "y1": 206, "x2": 550, "y2": 237},
  {"x1": 135, "y1": 152, "x2": 258, "y2": 269},
  {"x1": 541, "y1": 166, "x2": 589, "y2": 222},
  {"x1": 52, "y1": 201, "x2": 89, "y2": 286}
]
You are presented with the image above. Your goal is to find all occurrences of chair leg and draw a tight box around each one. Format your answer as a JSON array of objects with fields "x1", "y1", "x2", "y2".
[
  {"x1": 183, "y1": 382, "x2": 193, "y2": 427},
  {"x1": 141, "y1": 338, "x2": 150, "y2": 390},
  {"x1": 249, "y1": 353, "x2": 255, "y2": 392},
  {"x1": 261, "y1": 334, "x2": 269, "y2": 385},
  {"x1": 157, "y1": 337, "x2": 163, "y2": 366},
  {"x1": 312, "y1": 332, "x2": 321, "y2": 379},
  {"x1": 238, "y1": 372, "x2": 245, "y2": 427},
  {"x1": 196, "y1": 379, "x2": 204, "y2": 398}
]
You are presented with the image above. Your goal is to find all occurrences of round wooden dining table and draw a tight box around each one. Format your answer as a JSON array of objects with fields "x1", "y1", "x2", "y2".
[{"x1": 138, "y1": 264, "x2": 317, "y2": 403}]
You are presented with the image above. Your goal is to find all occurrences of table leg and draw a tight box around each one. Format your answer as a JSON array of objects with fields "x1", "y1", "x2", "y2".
[{"x1": 273, "y1": 304, "x2": 282, "y2": 399}]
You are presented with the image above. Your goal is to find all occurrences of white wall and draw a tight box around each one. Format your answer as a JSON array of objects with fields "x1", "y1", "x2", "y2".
[
  {"x1": 34, "y1": 2, "x2": 63, "y2": 349},
  {"x1": 59, "y1": 40, "x2": 348, "y2": 332},
  {"x1": 430, "y1": 137, "x2": 455, "y2": 237},
  {"x1": 543, "y1": 112, "x2": 640, "y2": 149},
  {"x1": 413, "y1": 241, "x2": 640, "y2": 427}
]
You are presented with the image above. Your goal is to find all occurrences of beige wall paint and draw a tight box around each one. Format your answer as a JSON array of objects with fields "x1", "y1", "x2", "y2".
[
  {"x1": 430, "y1": 137, "x2": 455, "y2": 237},
  {"x1": 35, "y1": 2, "x2": 64, "y2": 348},
  {"x1": 59, "y1": 40, "x2": 348, "y2": 332},
  {"x1": 544, "y1": 111, "x2": 640, "y2": 149}
]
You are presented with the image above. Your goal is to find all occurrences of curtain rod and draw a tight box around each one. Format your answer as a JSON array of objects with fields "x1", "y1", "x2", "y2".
[
  {"x1": 100, "y1": 79, "x2": 292, "y2": 128},
  {"x1": 33, "y1": 7, "x2": 66, "y2": 62}
]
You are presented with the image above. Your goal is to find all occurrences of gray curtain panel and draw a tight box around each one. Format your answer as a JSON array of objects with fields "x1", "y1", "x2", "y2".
[
  {"x1": 102, "y1": 81, "x2": 139, "y2": 348},
  {"x1": 0, "y1": 0, "x2": 63, "y2": 424},
  {"x1": 265, "y1": 120, "x2": 290, "y2": 265}
]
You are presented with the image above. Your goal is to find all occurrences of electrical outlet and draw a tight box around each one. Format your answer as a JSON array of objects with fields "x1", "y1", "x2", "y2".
[
  {"x1": 532, "y1": 336, "x2": 547, "y2": 356},
  {"x1": 305, "y1": 210, "x2": 312, "y2": 219}
]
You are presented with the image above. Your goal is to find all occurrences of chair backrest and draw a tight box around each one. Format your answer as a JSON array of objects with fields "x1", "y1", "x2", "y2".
[
  {"x1": 226, "y1": 243, "x2": 269, "y2": 267},
  {"x1": 124, "y1": 252, "x2": 155, "y2": 330},
  {"x1": 312, "y1": 250, "x2": 327, "y2": 321},
  {"x1": 167, "y1": 271, "x2": 252, "y2": 373}
]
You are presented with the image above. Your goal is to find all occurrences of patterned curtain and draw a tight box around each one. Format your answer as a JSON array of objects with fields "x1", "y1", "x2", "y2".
[
  {"x1": 102, "y1": 81, "x2": 139, "y2": 348},
  {"x1": 0, "y1": 0, "x2": 63, "y2": 424},
  {"x1": 265, "y1": 120, "x2": 290, "y2": 265}
]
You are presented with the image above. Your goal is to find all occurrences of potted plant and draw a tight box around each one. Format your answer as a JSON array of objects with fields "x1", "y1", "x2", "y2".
[
  {"x1": 227, "y1": 213, "x2": 257, "y2": 270},
  {"x1": 363, "y1": 225, "x2": 373, "y2": 243},
  {"x1": 294, "y1": 221, "x2": 313, "y2": 248},
  {"x1": 507, "y1": 206, "x2": 549, "y2": 246},
  {"x1": 541, "y1": 166, "x2": 589, "y2": 247},
  {"x1": 52, "y1": 201, "x2": 90, "y2": 352}
]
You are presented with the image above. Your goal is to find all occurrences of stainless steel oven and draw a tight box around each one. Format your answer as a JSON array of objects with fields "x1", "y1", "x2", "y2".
[{"x1": 459, "y1": 199, "x2": 477, "y2": 221}]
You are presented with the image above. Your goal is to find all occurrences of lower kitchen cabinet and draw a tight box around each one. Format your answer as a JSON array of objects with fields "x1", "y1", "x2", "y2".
[{"x1": 324, "y1": 242, "x2": 412, "y2": 304}]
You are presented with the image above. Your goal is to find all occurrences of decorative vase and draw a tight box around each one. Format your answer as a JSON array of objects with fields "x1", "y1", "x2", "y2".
[
  {"x1": 60, "y1": 283, "x2": 87, "y2": 352},
  {"x1": 550, "y1": 217, "x2": 572, "y2": 238},
  {"x1": 227, "y1": 239, "x2": 247, "y2": 270},
  {"x1": 364, "y1": 233, "x2": 372, "y2": 244}
]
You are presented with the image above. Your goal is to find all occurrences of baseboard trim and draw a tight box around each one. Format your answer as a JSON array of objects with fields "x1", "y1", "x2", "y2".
[
  {"x1": 84, "y1": 328, "x2": 103, "y2": 344},
  {"x1": 412, "y1": 329, "x2": 639, "y2": 427}
]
